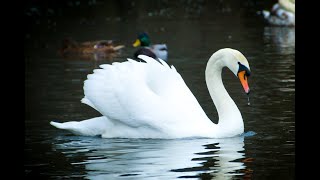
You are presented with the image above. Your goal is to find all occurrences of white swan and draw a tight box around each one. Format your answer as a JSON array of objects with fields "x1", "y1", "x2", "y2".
[{"x1": 50, "y1": 48, "x2": 251, "y2": 139}]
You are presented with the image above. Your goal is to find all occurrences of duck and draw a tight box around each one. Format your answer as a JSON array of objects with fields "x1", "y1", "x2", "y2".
[
  {"x1": 262, "y1": 0, "x2": 295, "y2": 26},
  {"x1": 50, "y1": 48, "x2": 251, "y2": 139},
  {"x1": 59, "y1": 38, "x2": 125, "y2": 56},
  {"x1": 132, "y1": 32, "x2": 168, "y2": 61}
]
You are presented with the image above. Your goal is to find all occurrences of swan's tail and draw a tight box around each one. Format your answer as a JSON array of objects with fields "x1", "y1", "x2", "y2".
[
  {"x1": 50, "y1": 116, "x2": 109, "y2": 136},
  {"x1": 50, "y1": 121, "x2": 66, "y2": 129}
]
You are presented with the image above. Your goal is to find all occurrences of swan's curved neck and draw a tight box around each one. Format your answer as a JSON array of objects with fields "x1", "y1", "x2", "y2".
[{"x1": 205, "y1": 52, "x2": 244, "y2": 136}]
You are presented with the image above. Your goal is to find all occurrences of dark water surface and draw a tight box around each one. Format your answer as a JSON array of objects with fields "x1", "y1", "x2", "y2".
[{"x1": 25, "y1": 1, "x2": 294, "y2": 179}]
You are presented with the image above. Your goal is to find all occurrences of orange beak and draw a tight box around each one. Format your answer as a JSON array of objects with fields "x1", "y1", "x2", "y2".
[{"x1": 238, "y1": 71, "x2": 250, "y2": 94}]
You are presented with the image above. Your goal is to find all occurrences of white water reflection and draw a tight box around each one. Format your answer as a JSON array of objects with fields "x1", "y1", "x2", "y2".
[
  {"x1": 53, "y1": 135, "x2": 249, "y2": 179},
  {"x1": 263, "y1": 26, "x2": 295, "y2": 54}
]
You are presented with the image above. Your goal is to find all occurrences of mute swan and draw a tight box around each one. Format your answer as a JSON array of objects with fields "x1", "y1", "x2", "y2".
[
  {"x1": 133, "y1": 32, "x2": 168, "y2": 61},
  {"x1": 50, "y1": 48, "x2": 251, "y2": 139}
]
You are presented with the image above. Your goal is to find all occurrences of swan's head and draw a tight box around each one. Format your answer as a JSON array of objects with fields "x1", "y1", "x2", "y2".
[
  {"x1": 214, "y1": 48, "x2": 251, "y2": 94},
  {"x1": 227, "y1": 48, "x2": 251, "y2": 94}
]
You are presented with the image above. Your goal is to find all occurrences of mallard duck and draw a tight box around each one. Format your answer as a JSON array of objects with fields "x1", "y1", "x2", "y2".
[
  {"x1": 59, "y1": 38, "x2": 125, "y2": 56},
  {"x1": 132, "y1": 32, "x2": 168, "y2": 61},
  {"x1": 262, "y1": 0, "x2": 295, "y2": 26}
]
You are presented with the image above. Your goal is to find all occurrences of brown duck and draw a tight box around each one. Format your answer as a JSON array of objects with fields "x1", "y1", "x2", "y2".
[{"x1": 59, "y1": 38, "x2": 125, "y2": 56}]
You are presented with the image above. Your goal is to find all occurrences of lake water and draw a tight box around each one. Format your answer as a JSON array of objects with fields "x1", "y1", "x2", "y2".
[{"x1": 25, "y1": 1, "x2": 295, "y2": 179}]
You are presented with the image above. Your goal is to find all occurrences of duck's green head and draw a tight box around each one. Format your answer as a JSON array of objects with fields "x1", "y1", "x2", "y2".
[{"x1": 133, "y1": 32, "x2": 151, "y2": 47}]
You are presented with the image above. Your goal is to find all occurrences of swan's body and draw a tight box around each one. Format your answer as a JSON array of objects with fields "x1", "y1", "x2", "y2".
[{"x1": 51, "y1": 48, "x2": 251, "y2": 139}]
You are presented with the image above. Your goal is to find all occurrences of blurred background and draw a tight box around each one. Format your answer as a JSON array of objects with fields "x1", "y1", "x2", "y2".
[
  {"x1": 24, "y1": 0, "x2": 278, "y2": 59},
  {"x1": 25, "y1": 0, "x2": 295, "y2": 179}
]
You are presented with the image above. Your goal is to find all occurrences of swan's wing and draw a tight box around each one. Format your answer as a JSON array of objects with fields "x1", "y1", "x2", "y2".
[{"x1": 81, "y1": 55, "x2": 208, "y2": 131}]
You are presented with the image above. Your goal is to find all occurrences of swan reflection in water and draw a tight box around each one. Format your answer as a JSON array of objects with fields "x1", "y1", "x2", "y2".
[
  {"x1": 53, "y1": 134, "x2": 254, "y2": 179},
  {"x1": 263, "y1": 26, "x2": 295, "y2": 54}
]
